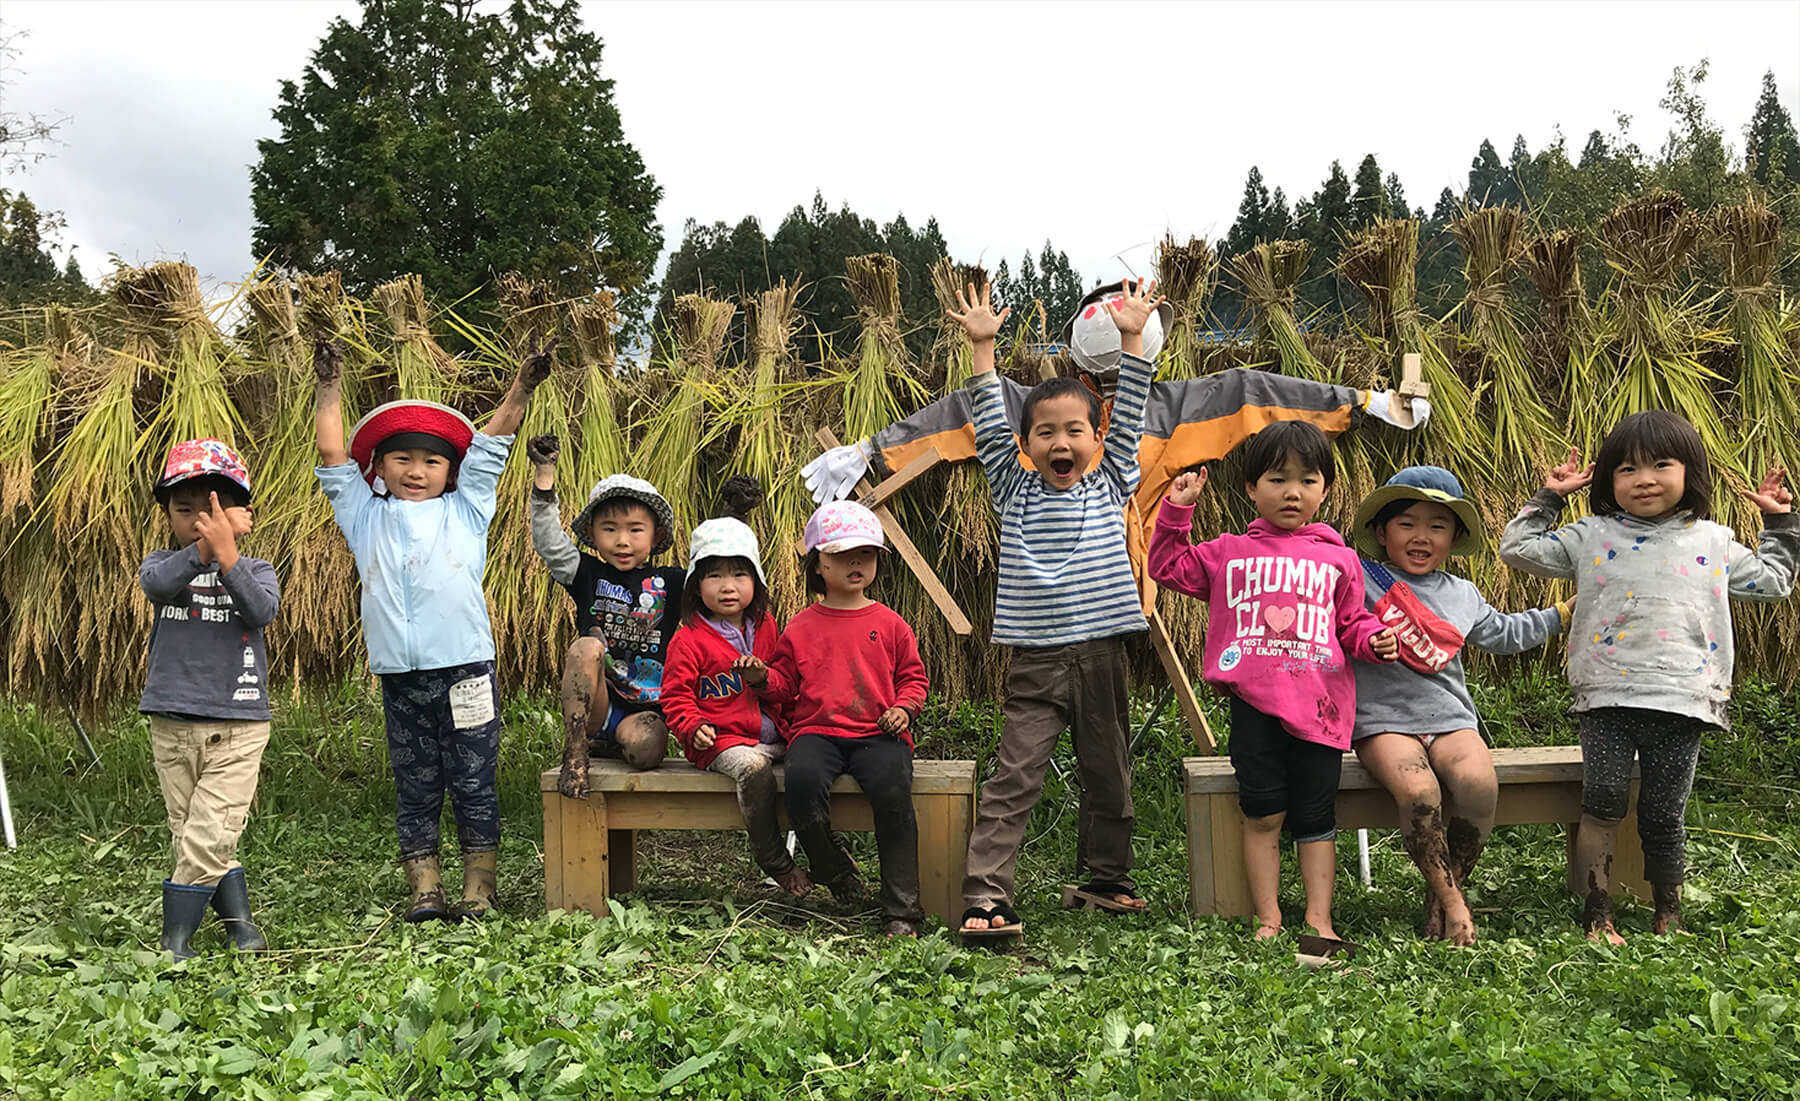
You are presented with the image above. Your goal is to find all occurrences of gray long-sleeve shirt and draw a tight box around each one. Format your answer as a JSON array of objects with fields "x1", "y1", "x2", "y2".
[
  {"x1": 1352, "y1": 562, "x2": 1563, "y2": 740},
  {"x1": 1499, "y1": 489, "x2": 1800, "y2": 727},
  {"x1": 138, "y1": 544, "x2": 280, "y2": 720}
]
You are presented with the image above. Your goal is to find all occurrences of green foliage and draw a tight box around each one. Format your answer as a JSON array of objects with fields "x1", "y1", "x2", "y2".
[
  {"x1": 3, "y1": 684, "x2": 1800, "y2": 1097},
  {"x1": 0, "y1": 190, "x2": 94, "y2": 311},
  {"x1": 1746, "y1": 70, "x2": 1800, "y2": 193},
  {"x1": 249, "y1": 0, "x2": 662, "y2": 317}
]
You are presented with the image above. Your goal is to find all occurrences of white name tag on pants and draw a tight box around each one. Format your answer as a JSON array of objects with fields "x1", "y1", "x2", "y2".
[{"x1": 449, "y1": 675, "x2": 496, "y2": 729}]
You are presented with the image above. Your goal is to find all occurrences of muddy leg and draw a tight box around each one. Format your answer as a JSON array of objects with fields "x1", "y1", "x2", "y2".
[
  {"x1": 1574, "y1": 812, "x2": 1625, "y2": 945},
  {"x1": 1651, "y1": 880, "x2": 1682, "y2": 935},
  {"x1": 558, "y1": 637, "x2": 608, "y2": 799},
  {"x1": 614, "y1": 712, "x2": 669, "y2": 771},
  {"x1": 1357, "y1": 733, "x2": 1472, "y2": 945}
]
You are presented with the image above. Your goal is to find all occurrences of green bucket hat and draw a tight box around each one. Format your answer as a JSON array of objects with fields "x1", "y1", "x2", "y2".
[{"x1": 1351, "y1": 466, "x2": 1485, "y2": 560}]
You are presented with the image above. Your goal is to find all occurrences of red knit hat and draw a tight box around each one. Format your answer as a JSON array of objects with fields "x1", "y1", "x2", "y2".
[{"x1": 348, "y1": 400, "x2": 477, "y2": 487}]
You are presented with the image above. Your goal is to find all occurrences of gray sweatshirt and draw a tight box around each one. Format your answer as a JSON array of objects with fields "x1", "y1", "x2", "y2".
[
  {"x1": 138, "y1": 544, "x2": 281, "y2": 721},
  {"x1": 1352, "y1": 562, "x2": 1564, "y2": 740},
  {"x1": 1499, "y1": 489, "x2": 1800, "y2": 727}
]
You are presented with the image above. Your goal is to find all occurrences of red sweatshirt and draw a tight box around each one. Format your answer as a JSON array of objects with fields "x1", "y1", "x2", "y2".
[
  {"x1": 662, "y1": 614, "x2": 786, "y2": 769},
  {"x1": 763, "y1": 602, "x2": 929, "y2": 749}
]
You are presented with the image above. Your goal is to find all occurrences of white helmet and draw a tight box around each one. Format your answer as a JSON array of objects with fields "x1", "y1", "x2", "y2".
[{"x1": 1064, "y1": 282, "x2": 1172, "y2": 376}]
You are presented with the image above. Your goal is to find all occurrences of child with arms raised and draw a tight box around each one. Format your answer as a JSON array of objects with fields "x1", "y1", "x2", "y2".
[
  {"x1": 1501, "y1": 411, "x2": 1796, "y2": 941},
  {"x1": 141, "y1": 440, "x2": 278, "y2": 959},
  {"x1": 951, "y1": 278, "x2": 1165, "y2": 938},
  {"x1": 1349, "y1": 467, "x2": 1571, "y2": 946},
  {"x1": 1148, "y1": 422, "x2": 1399, "y2": 941},
  {"x1": 741, "y1": 500, "x2": 929, "y2": 936},
  {"x1": 661, "y1": 479, "x2": 810, "y2": 896},
  {"x1": 313, "y1": 337, "x2": 551, "y2": 923},
  {"x1": 525, "y1": 435, "x2": 683, "y2": 794}
]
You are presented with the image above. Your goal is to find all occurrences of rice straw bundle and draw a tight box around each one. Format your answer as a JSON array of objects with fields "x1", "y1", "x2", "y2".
[
  {"x1": 637, "y1": 294, "x2": 735, "y2": 558},
  {"x1": 1450, "y1": 207, "x2": 1557, "y2": 482},
  {"x1": 240, "y1": 276, "x2": 303, "y2": 442},
  {"x1": 1710, "y1": 195, "x2": 1799, "y2": 474},
  {"x1": 569, "y1": 291, "x2": 629, "y2": 480},
  {"x1": 842, "y1": 253, "x2": 929, "y2": 439},
  {"x1": 1230, "y1": 241, "x2": 1326, "y2": 379},
  {"x1": 372, "y1": 274, "x2": 461, "y2": 405},
  {"x1": 1593, "y1": 193, "x2": 1729, "y2": 459},
  {"x1": 1523, "y1": 230, "x2": 1603, "y2": 453},
  {"x1": 733, "y1": 280, "x2": 810, "y2": 618},
  {"x1": 1154, "y1": 235, "x2": 1218, "y2": 380},
  {"x1": 0, "y1": 306, "x2": 88, "y2": 527},
  {"x1": 928, "y1": 259, "x2": 997, "y2": 571}
]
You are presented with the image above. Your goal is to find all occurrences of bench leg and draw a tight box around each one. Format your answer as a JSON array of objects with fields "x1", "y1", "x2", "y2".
[
  {"x1": 913, "y1": 790, "x2": 971, "y2": 929},
  {"x1": 1186, "y1": 786, "x2": 1215, "y2": 915},
  {"x1": 1210, "y1": 794, "x2": 1253, "y2": 918},
  {"x1": 609, "y1": 829, "x2": 638, "y2": 893},
  {"x1": 562, "y1": 794, "x2": 612, "y2": 915},
  {"x1": 543, "y1": 790, "x2": 565, "y2": 911}
]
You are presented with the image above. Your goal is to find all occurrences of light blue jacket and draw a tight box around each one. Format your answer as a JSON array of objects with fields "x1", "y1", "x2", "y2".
[{"x1": 316, "y1": 432, "x2": 512, "y2": 675}]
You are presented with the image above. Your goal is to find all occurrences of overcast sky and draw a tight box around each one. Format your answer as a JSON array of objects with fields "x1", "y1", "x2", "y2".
[{"x1": 3, "y1": 0, "x2": 1798, "y2": 301}]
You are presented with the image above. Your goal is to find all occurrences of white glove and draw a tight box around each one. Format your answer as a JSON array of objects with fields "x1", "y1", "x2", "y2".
[
  {"x1": 1364, "y1": 390, "x2": 1432, "y2": 431},
  {"x1": 802, "y1": 439, "x2": 872, "y2": 504}
]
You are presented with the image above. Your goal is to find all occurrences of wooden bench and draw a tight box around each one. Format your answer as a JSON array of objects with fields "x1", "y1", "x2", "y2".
[
  {"x1": 541, "y1": 758, "x2": 977, "y2": 927},
  {"x1": 1183, "y1": 745, "x2": 1649, "y2": 916}
]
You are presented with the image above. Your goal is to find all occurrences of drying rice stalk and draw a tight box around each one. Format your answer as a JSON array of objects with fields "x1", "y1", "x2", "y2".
[
  {"x1": 1231, "y1": 241, "x2": 1326, "y2": 379},
  {"x1": 842, "y1": 253, "x2": 928, "y2": 439},
  {"x1": 1450, "y1": 207, "x2": 1557, "y2": 482},
  {"x1": 1522, "y1": 230, "x2": 1603, "y2": 453},
  {"x1": 569, "y1": 291, "x2": 629, "y2": 480},
  {"x1": 1594, "y1": 192, "x2": 1729, "y2": 459},
  {"x1": 0, "y1": 306, "x2": 88, "y2": 527},
  {"x1": 732, "y1": 280, "x2": 811, "y2": 618},
  {"x1": 1155, "y1": 235, "x2": 1218, "y2": 380},
  {"x1": 637, "y1": 294, "x2": 736, "y2": 557},
  {"x1": 372, "y1": 274, "x2": 461, "y2": 405}
]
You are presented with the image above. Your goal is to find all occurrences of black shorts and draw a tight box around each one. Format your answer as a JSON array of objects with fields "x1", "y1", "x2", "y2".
[{"x1": 1228, "y1": 696, "x2": 1342, "y2": 842}]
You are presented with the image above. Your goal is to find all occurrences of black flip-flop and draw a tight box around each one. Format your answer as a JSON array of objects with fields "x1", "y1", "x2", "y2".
[
  {"x1": 959, "y1": 903, "x2": 1024, "y2": 940},
  {"x1": 1294, "y1": 933, "x2": 1361, "y2": 966},
  {"x1": 1062, "y1": 881, "x2": 1147, "y2": 914}
]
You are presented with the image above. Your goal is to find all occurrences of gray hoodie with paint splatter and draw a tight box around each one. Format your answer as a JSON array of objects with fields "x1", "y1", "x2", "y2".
[{"x1": 1499, "y1": 489, "x2": 1800, "y2": 727}]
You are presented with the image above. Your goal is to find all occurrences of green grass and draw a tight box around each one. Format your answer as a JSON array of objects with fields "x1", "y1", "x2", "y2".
[{"x1": 3, "y1": 679, "x2": 1799, "y2": 1099}]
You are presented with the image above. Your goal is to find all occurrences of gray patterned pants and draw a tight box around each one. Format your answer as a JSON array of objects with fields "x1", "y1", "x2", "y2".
[{"x1": 381, "y1": 661, "x2": 502, "y2": 861}]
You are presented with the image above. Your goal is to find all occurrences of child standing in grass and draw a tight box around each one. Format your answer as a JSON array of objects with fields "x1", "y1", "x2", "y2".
[
  {"x1": 949, "y1": 279, "x2": 1162, "y2": 938},
  {"x1": 141, "y1": 439, "x2": 278, "y2": 960},
  {"x1": 1349, "y1": 466, "x2": 1571, "y2": 947},
  {"x1": 1500, "y1": 411, "x2": 1797, "y2": 942},
  {"x1": 1148, "y1": 421, "x2": 1399, "y2": 942},
  {"x1": 525, "y1": 435, "x2": 684, "y2": 794},
  {"x1": 312, "y1": 337, "x2": 551, "y2": 924},
  {"x1": 661, "y1": 478, "x2": 809, "y2": 896},
  {"x1": 740, "y1": 500, "x2": 929, "y2": 936}
]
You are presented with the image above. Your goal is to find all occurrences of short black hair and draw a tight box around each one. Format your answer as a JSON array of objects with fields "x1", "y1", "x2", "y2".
[
  {"x1": 680, "y1": 555, "x2": 768, "y2": 626},
  {"x1": 1021, "y1": 376, "x2": 1102, "y2": 437},
  {"x1": 802, "y1": 547, "x2": 881, "y2": 597},
  {"x1": 1369, "y1": 497, "x2": 1467, "y2": 537},
  {"x1": 591, "y1": 496, "x2": 659, "y2": 525},
  {"x1": 1243, "y1": 421, "x2": 1336, "y2": 487},
  {"x1": 1591, "y1": 410, "x2": 1713, "y2": 520},
  {"x1": 158, "y1": 474, "x2": 249, "y2": 511}
]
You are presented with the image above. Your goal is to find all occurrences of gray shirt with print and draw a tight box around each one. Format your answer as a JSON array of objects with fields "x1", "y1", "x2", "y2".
[
  {"x1": 138, "y1": 544, "x2": 281, "y2": 721},
  {"x1": 1499, "y1": 489, "x2": 1800, "y2": 727}
]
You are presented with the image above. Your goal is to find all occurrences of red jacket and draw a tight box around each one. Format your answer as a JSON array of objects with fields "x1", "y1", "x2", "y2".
[
  {"x1": 662, "y1": 614, "x2": 786, "y2": 769},
  {"x1": 763, "y1": 602, "x2": 929, "y2": 749}
]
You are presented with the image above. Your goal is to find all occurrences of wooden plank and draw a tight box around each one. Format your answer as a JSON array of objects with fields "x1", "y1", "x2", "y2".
[
  {"x1": 816, "y1": 428, "x2": 972, "y2": 636},
  {"x1": 608, "y1": 829, "x2": 637, "y2": 893},
  {"x1": 1209, "y1": 794, "x2": 1253, "y2": 918},
  {"x1": 860, "y1": 447, "x2": 944, "y2": 511},
  {"x1": 545, "y1": 758, "x2": 978, "y2": 796},
  {"x1": 1183, "y1": 746, "x2": 1609, "y2": 794},
  {"x1": 602, "y1": 791, "x2": 878, "y2": 831},
  {"x1": 542, "y1": 790, "x2": 565, "y2": 911},
  {"x1": 1147, "y1": 607, "x2": 1216, "y2": 753},
  {"x1": 561, "y1": 793, "x2": 612, "y2": 916},
  {"x1": 913, "y1": 792, "x2": 961, "y2": 928},
  {"x1": 1186, "y1": 787, "x2": 1216, "y2": 916}
]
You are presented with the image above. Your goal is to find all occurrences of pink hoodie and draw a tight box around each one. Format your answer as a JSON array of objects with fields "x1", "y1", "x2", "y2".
[{"x1": 1148, "y1": 501, "x2": 1387, "y2": 750}]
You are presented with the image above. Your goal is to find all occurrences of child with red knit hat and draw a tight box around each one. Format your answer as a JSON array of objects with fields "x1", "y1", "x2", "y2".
[{"x1": 311, "y1": 337, "x2": 553, "y2": 924}]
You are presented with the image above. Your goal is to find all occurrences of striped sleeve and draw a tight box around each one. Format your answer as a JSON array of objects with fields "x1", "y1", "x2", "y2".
[
  {"x1": 1101, "y1": 352, "x2": 1154, "y2": 496},
  {"x1": 970, "y1": 372, "x2": 1024, "y2": 507}
]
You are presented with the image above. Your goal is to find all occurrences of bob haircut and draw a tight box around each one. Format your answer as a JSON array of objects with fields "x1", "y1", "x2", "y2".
[
  {"x1": 802, "y1": 547, "x2": 884, "y2": 597},
  {"x1": 1591, "y1": 410, "x2": 1713, "y2": 521},
  {"x1": 1242, "y1": 421, "x2": 1337, "y2": 487},
  {"x1": 680, "y1": 554, "x2": 769, "y2": 627}
]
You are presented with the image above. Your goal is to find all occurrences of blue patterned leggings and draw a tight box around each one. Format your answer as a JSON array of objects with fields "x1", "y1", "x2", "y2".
[{"x1": 382, "y1": 661, "x2": 502, "y2": 861}]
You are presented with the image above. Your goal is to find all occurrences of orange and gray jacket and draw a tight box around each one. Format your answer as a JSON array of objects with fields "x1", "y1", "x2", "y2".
[{"x1": 867, "y1": 368, "x2": 1368, "y2": 612}]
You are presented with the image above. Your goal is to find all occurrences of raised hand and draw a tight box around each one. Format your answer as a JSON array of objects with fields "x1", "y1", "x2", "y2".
[
  {"x1": 943, "y1": 282, "x2": 1011, "y2": 344},
  {"x1": 1169, "y1": 469, "x2": 1209, "y2": 506},
  {"x1": 1745, "y1": 465, "x2": 1793, "y2": 514},
  {"x1": 1545, "y1": 447, "x2": 1594, "y2": 496},
  {"x1": 526, "y1": 434, "x2": 560, "y2": 466},
  {"x1": 313, "y1": 337, "x2": 343, "y2": 386},
  {"x1": 519, "y1": 335, "x2": 560, "y2": 390},
  {"x1": 226, "y1": 504, "x2": 255, "y2": 538},
  {"x1": 1106, "y1": 278, "x2": 1164, "y2": 336},
  {"x1": 192, "y1": 492, "x2": 241, "y2": 570},
  {"x1": 876, "y1": 707, "x2": 911, "y2": 736}
]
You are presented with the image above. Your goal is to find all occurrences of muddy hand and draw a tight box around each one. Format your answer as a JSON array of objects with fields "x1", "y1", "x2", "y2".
[
  {"x1": 519, "y1": 335, "x2": 560, "y2": 390},
  {"x1": 313, "y1": 337, "x2": 343, "y2": 386},
  {"x1": 526, "y1": 434, "x2": 560, "y2": 466}
]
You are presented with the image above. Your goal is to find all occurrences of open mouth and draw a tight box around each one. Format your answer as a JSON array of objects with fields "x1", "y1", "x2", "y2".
[
  {"x1": 1050, "y1": 459, "x2": 1075, "y2": 478},
  {"x1": 1405, "y1": 549, "x2": 1434, "y2": 566}
]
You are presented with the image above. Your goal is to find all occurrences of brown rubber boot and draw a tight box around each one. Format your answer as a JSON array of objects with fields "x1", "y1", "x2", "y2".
[
  {"x1": 402, "y1": 854, "x2": 450, "y2": 923},
  {"x1": 454, "y1": 850, "x2": 499, "y2": 921}
]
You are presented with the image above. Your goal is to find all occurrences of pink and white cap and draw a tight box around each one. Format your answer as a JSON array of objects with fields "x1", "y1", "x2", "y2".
[{"x1": 803, "y1": 500, "x2": 885, "y2": 554}]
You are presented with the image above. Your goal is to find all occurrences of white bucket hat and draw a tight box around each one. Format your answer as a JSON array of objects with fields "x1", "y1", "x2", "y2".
[
  {"x1": 688, "y1": 517, "x2": 765, "y2": 582},
  {"x1": 1063, "y1": 282, "x2": 1172, "y2": 376},
  {"x1": 573, "y1": 474, "x2": 676, "y2": 553}
]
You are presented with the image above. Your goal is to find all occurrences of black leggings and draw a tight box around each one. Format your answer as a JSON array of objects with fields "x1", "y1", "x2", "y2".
[
  {"x1": 1579, "y1": 707, "x2": 1707, "y2": 889},
  {"x1": 1228, "y1": 697, "x2": 1342, "y2": 843},
  {"x1": 785, "y1": 733, "x2": 921, "y2": 923}
]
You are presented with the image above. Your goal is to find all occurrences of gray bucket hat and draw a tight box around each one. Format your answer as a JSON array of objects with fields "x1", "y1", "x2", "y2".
[{"x1": 572, "y1": 474, "x2": 675, "y2": 555}]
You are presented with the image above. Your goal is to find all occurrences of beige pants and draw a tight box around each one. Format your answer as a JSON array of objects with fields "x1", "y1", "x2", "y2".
[{"x1": 149, "y1": 716, "x2": 270, "y2": 886}]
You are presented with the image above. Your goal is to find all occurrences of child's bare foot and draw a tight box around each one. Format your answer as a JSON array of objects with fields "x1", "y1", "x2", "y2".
[
  {"x1": 1652, "y1": 910, "x2": 1683, "y2": 935},
  {"x1": 1440, "y1": 896, "x2": 1477, "y2": 947},
  {"x1": 774, "y1": 866, "x2": 811, "y2": 898},
  {"x1": 1252, "y1": 920, "x2": 1282, "y2": 940},
  {"x1": 1652, "y1": 883, "x2": 1682, "y2": 935},
  {"x1": 960, "y1": 903, "x2": 1020, "y2": 934},
  {"x1": 1305, "y1": 920, "x2": 1341, "y2": 943},
  {"x1": 1421, "y1": 891, "x2": 1445, "y2": 941},
  {"x1": 882, "y1": 919, "x2": 918, "y2": 938},
  {"x1": 1586, "y1": 921, "x2": 1626, "y2": 946}
]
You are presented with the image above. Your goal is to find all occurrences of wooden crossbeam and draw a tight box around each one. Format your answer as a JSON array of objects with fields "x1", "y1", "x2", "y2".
[
  {"x1": 1147, "y1": 602, "x2": 1217, "y2": 753},
  {"x1": 1383, "y1": 352, "x2": 1431, "y2": 429}
]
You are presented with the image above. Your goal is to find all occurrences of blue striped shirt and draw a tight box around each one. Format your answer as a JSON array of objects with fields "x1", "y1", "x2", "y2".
[{"x1": 972, "y1": 355, "x2": 1153, "y2": 647}]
